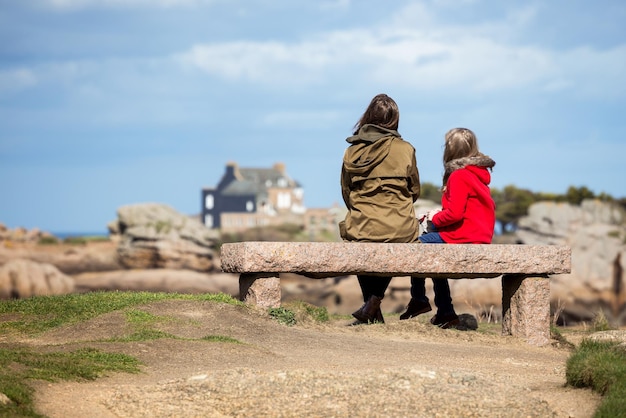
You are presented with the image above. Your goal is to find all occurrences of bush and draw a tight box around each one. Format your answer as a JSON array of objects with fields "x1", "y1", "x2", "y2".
[{"x1": 268, "y1": 307, "x2": 296, "y2": 326}]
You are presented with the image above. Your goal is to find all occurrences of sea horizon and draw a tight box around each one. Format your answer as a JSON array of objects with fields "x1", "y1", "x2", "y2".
[{"x1": 51, "y1": 231, "x2": 110, "y2": 240}]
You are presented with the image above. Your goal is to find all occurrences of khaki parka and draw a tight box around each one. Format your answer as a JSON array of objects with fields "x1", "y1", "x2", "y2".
[{"x1": 339, "y1": 124, "x2": 421, "y2": 243}]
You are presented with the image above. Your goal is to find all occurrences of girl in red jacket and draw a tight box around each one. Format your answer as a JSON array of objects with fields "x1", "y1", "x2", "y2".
[{"x1": 400, "y1": 127, "x2": 496, "y2": 328}]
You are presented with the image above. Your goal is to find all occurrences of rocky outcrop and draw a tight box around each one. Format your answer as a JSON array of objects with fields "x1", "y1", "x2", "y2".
[
  {"x1": 73, "y1": 270, "x2": 238, "y2": 295},
  {"x1": 108, "y1": 203, "x2": 220, "y2": 272},
  {"x1": 0, "y1": 241, "x2": 122, "y2": 275},
  {"x1": 0, "y1": 259, "x2": 75, "y2": 300},
  {"x1": 0, "y1": 223, "x2": 56, "y2": 243},
  {"x1": 515, "y1": 199, "x2": 626, "y2": 325}
]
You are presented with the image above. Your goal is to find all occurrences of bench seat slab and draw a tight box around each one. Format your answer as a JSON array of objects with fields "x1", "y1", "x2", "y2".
[{"x1": 221, "y1": 242, "x2": 570, "y2": 277}]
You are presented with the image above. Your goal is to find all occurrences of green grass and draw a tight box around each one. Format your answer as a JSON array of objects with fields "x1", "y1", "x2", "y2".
[
  {"x1": 268, "y1": 302, "x2": 330, "y2": 327},
  {"x1": 0, "y1": 346, "x2": 141, "y2": 418},
  {"x1": 0, "y1": 291, "x2": 242, "y2": 336},
  {"x1": 268, "y1": 307, "x2": 296, "y2": 326},
  {"x1": 0, "y1": 291, "x2": 245, "y2": 417},
  {"x1": 566, "y1": 339, "x2": 626, "y2": 417},
  {"x1": 201, "y1": 335, "x2": 241, "y2": 343}
]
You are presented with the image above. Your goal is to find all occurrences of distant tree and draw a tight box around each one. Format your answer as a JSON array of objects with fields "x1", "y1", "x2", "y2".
[
  {"x1": 565, "y1": 186, "x2": 595, "y2": 205},
  {"x1": 492, "y1": 185, "x2": 536, "y2": 232},
  {"x1": 597, "y1": 192, "x2": 614, "y2": 202},
  {"x1": 534, "y1": 191, "x2": 565, "y2": 202},
  {"x1": 490, "y1": 184, "x2": 623, "y2": 234},
  {"x1": 420, "y1": 182, "x2": 442, "y2": 203}
]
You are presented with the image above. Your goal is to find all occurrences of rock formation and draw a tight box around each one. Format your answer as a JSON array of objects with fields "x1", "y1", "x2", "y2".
[
  {"x1": 0, "y1": 223, "x2": 55, "y2": 243},
  {"x1": 0, "y1": 259, "x2": 75, "y2": 300},
  {"x1": 515, "y1": 199, "x2": 626, "y2": 325},
  {"x1": 108, "y1": 203, "x2": 220, "y2": 272}
]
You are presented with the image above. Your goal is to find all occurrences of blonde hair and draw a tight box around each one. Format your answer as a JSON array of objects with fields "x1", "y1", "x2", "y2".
[{"x1": 443, "y1": 128, "x2": 479, "y2": 164}]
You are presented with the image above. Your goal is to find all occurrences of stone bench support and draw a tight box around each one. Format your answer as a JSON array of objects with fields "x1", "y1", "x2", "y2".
[{"x1": 220, "y1": 242, "x2": 571, "y2": 346}]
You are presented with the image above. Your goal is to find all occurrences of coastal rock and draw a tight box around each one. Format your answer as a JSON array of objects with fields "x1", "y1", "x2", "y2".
[
  {"x1": 73, "y1": 270, "x2": 238, "y2": 295},
  {"x1": 108, "y1": 203, "x2": 220, "y2": 272},
  {"x1": 515, "y1": 199, "x2": 626, "y2": 325},
  {"x1": 0, "y1": 241, "x2": 122, "y2": 275},
  {"x1": 0, "y1": 259, "x2": 75, "y2": 300},
  {"x1": 0, "y1": 223, "x2": 56, "y2": 244}
]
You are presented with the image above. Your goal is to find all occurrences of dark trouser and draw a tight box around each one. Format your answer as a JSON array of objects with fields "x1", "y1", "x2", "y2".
[
  {"x1": 412, "y1": 230, "x2": 456, "y2": 315},
  {"x1": 357, "y1": 275, "x2": 392, "y2": 302},
  {"x1": 409, "y1": 277, "x2": 455, "y2": 316}
]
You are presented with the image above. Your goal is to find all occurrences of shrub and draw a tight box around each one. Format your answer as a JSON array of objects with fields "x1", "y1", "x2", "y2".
[{"x1": 268, "y1": 307, "x2": 296, "y2": 326}]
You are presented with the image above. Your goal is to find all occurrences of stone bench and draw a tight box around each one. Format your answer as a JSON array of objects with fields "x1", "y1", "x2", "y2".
[{"x1": 220, "y1": 242, "x2": 571, "y2": 346}]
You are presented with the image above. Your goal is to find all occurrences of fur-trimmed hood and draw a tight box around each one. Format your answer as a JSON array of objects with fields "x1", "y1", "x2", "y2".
[{"x1": 442, "y1": 154, "x2": 495, "y2": 187}]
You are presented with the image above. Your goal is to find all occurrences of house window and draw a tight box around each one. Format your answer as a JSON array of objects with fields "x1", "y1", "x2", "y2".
[
  {"x1": 205, "y1": 194, "x2": 214, "y2": 210},
  {"x1": 277, "y1": 178, "x2": 287, "y2": 187},
  {"x1": 204, "y1": 214, "x2": 213, "y2": 228},
  {"x1": 246, "y1": 201, "x2": 254, "y2": 212},
  {"x1": 277, "y1": 192, "x2": 291, "y2": 209}
]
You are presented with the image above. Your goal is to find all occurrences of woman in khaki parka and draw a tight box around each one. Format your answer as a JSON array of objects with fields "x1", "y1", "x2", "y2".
[{"x1": 339, "y1": 93, "x2": 421, "y2": 324}]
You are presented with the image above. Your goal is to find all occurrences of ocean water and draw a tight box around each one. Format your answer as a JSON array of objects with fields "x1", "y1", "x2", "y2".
[{"x1": 51, "y1": 232, "x2": 109, "y2": 240}]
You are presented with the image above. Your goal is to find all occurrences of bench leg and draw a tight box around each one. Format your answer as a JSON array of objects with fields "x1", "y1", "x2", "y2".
[
  {"x1": 239, "y1": 273, "x2": 281, "y2": 308},
  {"x1": 501, "y1": 274, "x2": 550, "y2": 346}
]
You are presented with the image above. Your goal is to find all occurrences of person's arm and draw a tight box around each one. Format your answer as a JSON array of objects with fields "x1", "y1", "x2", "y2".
[
  {"x1": 408, "y1": 151, "x2": 421, "y2": 202},
  {"x1": 431, "y1": 171, "x2": 470, "y2": 228},
  {"x1": 340, "y1": 163, "x2": 351, "y2": 207}
]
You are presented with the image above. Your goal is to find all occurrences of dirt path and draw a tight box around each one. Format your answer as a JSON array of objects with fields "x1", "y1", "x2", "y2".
[{"x1": 26, "y1": 300, "x2": 599, "y2": 417}]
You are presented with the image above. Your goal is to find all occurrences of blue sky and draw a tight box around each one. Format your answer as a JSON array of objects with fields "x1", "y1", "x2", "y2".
[{"x1": 1, "y1": 0, "x2": 625, "y2": 233}]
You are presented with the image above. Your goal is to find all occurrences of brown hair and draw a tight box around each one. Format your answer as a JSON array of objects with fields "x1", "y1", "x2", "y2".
[
  {"x1": 353, "y1": 94, "x2": 400, "y2": 134},
  {"x1": 443, "y1": 128, "x2": 479, "y2": 164}
]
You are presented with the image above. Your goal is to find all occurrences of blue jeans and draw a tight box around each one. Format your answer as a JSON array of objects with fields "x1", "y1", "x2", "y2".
[{"x1": 411, "y1": 230, "x2": 456, "y2": 316}]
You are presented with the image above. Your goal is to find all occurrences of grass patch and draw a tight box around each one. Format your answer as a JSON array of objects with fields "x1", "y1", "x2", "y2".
[
  {"x1": 0, "y1": 346, "x2": 140, "y2": 417},
  {"x1": 124, "y1": 309, "x2": 171, "y2": 325},
  {"x1": 268, "y1": 302, "x2": 331, "y2": 326},
  {"x1": 566, "y1": 339, "x2": 626, "y2": 417},
  {"x1": 201, "y1": 335, "x2": 241, "y2": 344},
  {"x1": 0, "y1": 291, "x2": 245, "y2": 417},
  {"x1": 0, "y1": 291, "x2": 242, "y2": 336},
  {"x1": 104, "y1": 329, "x2": 178, "y2": 342},
  {"x1": 284, "y1": 301, "x2": 330, "y2": 323},
  {"x1": 268, "y1": 307, "x2": 296, "y2": 326}
]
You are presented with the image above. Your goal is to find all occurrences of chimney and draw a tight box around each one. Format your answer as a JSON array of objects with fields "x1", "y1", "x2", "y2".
[
  {"x1": 226, "y1": 161, "x2": 243, "y2": 180},
  {"x1": 273, "y1": 162, "x2": 286, "y2": 174}
]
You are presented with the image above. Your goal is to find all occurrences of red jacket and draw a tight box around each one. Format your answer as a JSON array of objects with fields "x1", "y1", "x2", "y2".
[{"x1": 432, "y1": 165, "x2": 495, "y2": 244}]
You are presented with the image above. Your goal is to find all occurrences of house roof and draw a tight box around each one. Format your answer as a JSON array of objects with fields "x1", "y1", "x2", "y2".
[
  {"x1": 221, "y1": 179, "x2": 266, "y2": 196},
  {"x1": 216, "y1": 162, "x2": 300, "y2": 199},
  {"x1": 239, "y1": 167, "x2": 301, "y2": 189}
]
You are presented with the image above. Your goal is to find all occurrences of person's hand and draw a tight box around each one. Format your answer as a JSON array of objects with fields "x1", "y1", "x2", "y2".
[
  {"x1": 417, "y1": 212, "x2": 433, "y2": 234},
  {"x1": 426, "y1": 209, "x2": 441, "y2": 221}
]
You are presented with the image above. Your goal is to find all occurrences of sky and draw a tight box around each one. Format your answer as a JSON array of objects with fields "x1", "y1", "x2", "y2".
[{"x1": 1, "y1": 0, "x2": 625, "y2": 233}]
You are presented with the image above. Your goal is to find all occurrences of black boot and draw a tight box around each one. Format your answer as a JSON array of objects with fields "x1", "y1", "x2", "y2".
[
  {"x1": 352, "y1": 295, "x2": 384, "y2": 324},
  {"x1": 399, "y1": 298, "x2": 432, "y2": 320}
]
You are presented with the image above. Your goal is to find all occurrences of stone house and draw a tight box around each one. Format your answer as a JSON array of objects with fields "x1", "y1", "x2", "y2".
[{"x1": 201, "y1": 162, "x2": 306, "y2": 232}]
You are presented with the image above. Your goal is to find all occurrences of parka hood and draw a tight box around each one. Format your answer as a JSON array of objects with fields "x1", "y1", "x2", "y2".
[
  {"x1": 343, "y1": 124, "x2": 401, "y2": 175},
  {"x1": 443, "y1": 154, "x2": 495, "y2": 186},
  {"x1": 465, "y1": 164, "x2": 492, "y2": 185}
]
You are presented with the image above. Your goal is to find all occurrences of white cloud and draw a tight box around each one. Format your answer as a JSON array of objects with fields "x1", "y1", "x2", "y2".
[
  {"x1": 556, "y1": 45, "x2": 626, "y2": 99},
  {"x1": 177, "y1": 40, "x2": 336, "y2": 84},
  {"x1": 0, "y1": 69, "x2": 38, "y2": 93},
  {"x1": 174, "y1": 2, "x2": 626, "y2": 101},
  {"x1": 39, "y1": 0, "x2": 219, "y2": 10}
]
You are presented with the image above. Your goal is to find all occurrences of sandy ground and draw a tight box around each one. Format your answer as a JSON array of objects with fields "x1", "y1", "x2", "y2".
[{"x1": 5, "y1": 299, "x2": 600, "y2": 418}]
